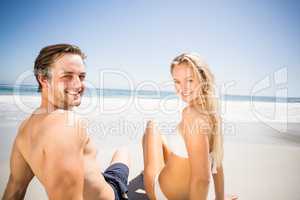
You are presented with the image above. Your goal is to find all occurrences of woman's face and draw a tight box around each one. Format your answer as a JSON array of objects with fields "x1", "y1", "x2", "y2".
[{"x1": 172, "y1": 63, "x2": 201, "y2": 103}]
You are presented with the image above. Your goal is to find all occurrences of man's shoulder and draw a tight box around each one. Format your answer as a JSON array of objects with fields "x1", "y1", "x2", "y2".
[
  {"x1": 46, "y1": 109, "x2": 80, "y2": 123},
  {"x1": 17, "y1": 109, "x2": 88, "y2": 149},
  {"x1": 15, "y1": 116, "x2": 32, "y2": 142},
  {"x1": 43, "y1": 110, "x2": 87, "y2": 138},
  {"x1": 18, "y1": 109, "x2": 80, "y2": 129}
]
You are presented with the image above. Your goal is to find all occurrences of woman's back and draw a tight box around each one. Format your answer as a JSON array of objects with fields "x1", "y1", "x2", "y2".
[{"x1": 158, "y1": 117, "x2": 217, "y2": 199}]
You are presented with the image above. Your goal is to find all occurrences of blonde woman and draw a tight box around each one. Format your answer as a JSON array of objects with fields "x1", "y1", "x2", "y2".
[{"x1": 142, "y1": 53, "x2": 237, "y2": 200}]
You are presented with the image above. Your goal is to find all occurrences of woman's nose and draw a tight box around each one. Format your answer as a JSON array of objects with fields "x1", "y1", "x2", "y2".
[{"x1": 182, "y1": 82, "x2": 189, "y2": 91}]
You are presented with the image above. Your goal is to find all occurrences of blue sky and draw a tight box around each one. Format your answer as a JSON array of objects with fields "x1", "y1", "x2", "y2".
[{"x1": 0, "y1": 0, "x2": 299, "y2": 97}]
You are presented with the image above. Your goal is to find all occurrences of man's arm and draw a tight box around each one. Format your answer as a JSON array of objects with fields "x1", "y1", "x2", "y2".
[{"x1": 2, "y1": 139, "x2": 34, "y2": 200}]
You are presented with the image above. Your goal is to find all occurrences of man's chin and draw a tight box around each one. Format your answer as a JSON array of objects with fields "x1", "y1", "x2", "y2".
[
  {"x1": 65, "y1": 95, "x2": 82, "y2": 106},
  {"x1": 71, "y1": 99, "x2": 81, "y2": 107}
]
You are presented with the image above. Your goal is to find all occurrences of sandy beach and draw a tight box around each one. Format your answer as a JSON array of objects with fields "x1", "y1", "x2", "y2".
[{"x1": 0, "y1": 95, "x2": 300, "y2": 199}]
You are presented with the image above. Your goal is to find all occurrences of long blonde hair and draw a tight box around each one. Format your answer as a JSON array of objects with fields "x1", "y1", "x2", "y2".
[{"x1": 170, "y1": 53, "x2": 223, "y2": 167}]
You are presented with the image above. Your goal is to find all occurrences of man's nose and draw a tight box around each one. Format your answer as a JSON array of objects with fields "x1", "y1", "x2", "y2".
[{"x1": 72, "y1": 76, "x2": 82, "y2": 89}]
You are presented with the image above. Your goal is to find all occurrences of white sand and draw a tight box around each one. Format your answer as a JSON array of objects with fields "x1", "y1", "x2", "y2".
[{"x1": 0, "y1": 95, "x2": 300, "y2": 199}]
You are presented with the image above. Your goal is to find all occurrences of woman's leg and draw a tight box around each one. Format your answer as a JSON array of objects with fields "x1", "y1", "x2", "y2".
[{"x1": 142, "y1": 120, "x2": 165, "y2": 200}]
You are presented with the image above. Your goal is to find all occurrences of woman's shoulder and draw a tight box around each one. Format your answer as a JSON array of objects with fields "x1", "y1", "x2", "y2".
[
  {"x1": 181, "y1": 106, "x2": 212, "y2": 134},
  {"x1": 182, "y1": 106, "x2": 210, "y2": 123}
]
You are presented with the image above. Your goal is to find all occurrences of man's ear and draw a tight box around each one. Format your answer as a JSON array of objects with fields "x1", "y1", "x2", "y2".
[{"x1": 38, "y1": 74, "x2": 49, "y2": 90}]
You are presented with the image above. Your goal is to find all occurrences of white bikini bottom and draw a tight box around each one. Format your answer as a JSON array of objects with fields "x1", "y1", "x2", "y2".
[{"x1": 154, "y1": 173, "x2": 168, "y2": 200}]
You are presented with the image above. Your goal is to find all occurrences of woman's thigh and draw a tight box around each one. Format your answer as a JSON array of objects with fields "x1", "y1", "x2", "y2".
[{"x1": 142, "y1": 120, "x2": 165, "y2": 199}]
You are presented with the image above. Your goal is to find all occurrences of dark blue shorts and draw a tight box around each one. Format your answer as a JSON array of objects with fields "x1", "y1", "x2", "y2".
[{"x1": 102, "y1": 162, "x2": 129, "y2": 200}]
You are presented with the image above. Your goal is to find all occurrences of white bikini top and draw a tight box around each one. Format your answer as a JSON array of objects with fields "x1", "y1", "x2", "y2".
[{"x1": 167, "y1": 127, "x2": 217, "y2": 174}]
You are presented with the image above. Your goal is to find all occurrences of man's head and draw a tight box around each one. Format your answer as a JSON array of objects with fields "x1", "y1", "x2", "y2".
[{"x1": 34, "y1": 44, "x2": 86, "y2": 109}]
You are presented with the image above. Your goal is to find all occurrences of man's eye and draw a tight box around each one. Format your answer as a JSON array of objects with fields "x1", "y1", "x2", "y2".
[
  {"x1": 63, "y1": 75, "x2": 72, "y2": 79},
  {"x1": 79, "y1": 75, "x2": 86, "y2": 80}
]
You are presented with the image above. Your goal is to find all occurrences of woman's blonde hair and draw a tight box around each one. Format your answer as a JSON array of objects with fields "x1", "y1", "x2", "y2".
[{"x1": 170, "y1": 53, "x2": 223, "y2": 167}]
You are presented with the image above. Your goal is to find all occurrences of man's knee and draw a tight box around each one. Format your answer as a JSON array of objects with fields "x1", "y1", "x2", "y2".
[
  {"x1": 111, "y1": 146, "x2": 130, "y2": 167},
  {"x1": 114, "y1": 147, "x2": 130, "y2": 159},
  {"x1": 115, "y1": 146, "x2": 129, "y2": 155}
]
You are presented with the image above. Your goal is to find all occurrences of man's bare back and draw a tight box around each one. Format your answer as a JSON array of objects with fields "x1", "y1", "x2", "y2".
[
  {"x1": 3, "y1": 110, "x2": 116, "y2": 200},
  {"x1": 2, "y1": 44, "x2": 130, "y2": 200}
]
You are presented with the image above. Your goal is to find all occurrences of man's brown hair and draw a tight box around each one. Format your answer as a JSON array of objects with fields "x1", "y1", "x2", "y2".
[{"x1": 34, "y1": 44, "x2": 86, "y2": 92}]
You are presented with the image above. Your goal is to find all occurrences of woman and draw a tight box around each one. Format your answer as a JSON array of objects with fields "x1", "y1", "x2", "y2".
[{"x1": 142, "y1": 53, "x2": 237, "y2": 200}]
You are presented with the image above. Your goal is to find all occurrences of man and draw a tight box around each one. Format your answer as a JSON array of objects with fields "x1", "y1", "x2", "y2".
[{"x1": 2, "y1": 44, "x2": 130, "y2": 200}]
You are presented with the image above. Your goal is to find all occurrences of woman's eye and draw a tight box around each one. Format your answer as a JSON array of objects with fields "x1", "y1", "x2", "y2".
[{"x1": 188, "y1": 79, "x2": 193, "y2": 82}]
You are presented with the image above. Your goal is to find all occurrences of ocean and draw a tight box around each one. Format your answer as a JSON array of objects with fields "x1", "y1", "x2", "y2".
[{"x1": 0, "y1": 84, "x2": 299, "y2": 103}]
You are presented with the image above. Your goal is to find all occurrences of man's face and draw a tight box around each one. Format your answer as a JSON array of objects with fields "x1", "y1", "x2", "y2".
[{"x1": 45, "y1": 54, "x2": 86, "y2": 109}]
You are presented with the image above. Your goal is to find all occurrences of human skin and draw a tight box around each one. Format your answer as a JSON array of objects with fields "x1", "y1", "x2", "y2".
[
  {"x1": 2, "y1": 54, "x2": 129, "y2": 200},
  {"x1": 142, "y1": 63, "x2": 229, "y2": 200}
]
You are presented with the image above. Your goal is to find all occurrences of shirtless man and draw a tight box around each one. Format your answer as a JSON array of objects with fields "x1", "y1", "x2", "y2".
[{"x1": 2, "y1": 44, "x2": 130, "y2": 200}]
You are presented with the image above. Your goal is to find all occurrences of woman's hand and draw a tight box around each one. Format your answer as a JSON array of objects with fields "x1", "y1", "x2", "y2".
[
  {"x1": 215, "y1": 194, "x2": 238, "y2": 200},
  {"x1": 225, "y1": 194, "x2": 239, "y2": 200}
]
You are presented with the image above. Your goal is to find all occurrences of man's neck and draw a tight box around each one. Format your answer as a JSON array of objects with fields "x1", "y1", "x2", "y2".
[{"x1": 37, "y1": 95, "x2": 72, "y2": 114}]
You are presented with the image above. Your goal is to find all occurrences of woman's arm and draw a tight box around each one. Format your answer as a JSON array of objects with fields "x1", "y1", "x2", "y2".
[
  {"x1": 213, "y1": 165, "x2": 225, "y2": 200},
  {"x1": 183, "y1": 111, "x2": 212, "y2": 200}
]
